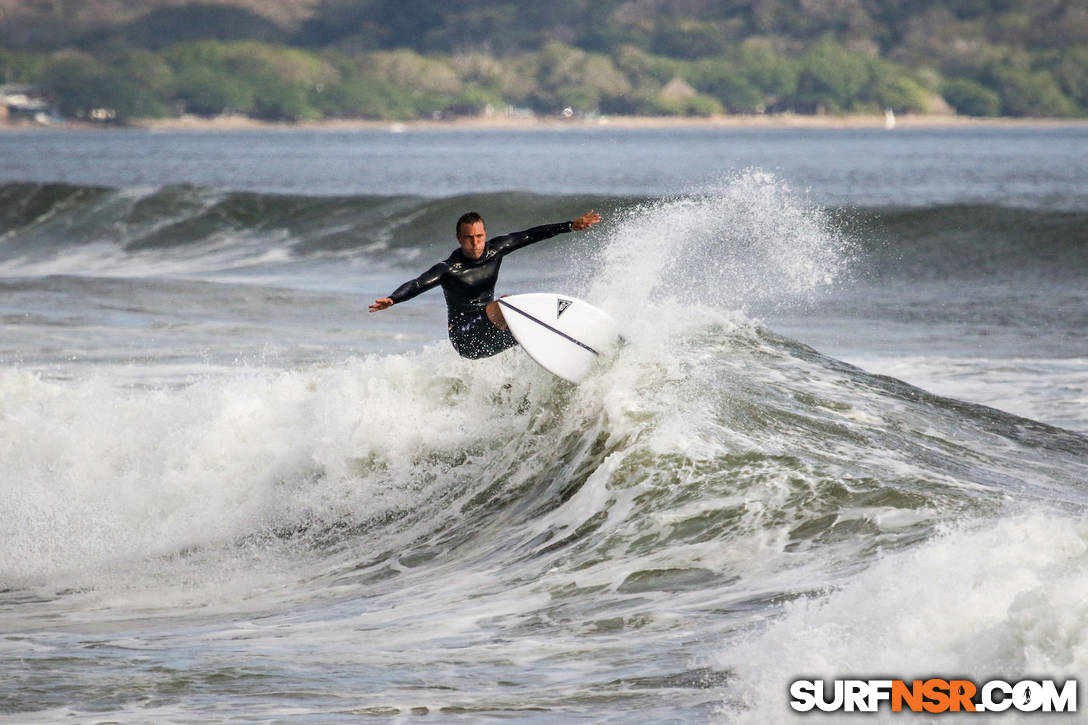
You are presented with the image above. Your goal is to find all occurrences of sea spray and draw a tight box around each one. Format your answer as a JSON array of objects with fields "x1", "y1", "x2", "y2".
[{"x1": 585, "y1": 169, "x2": 855, "y2": 315}]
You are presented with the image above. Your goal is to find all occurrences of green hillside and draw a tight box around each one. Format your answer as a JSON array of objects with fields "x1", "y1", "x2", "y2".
[{"x1": 1, "y1": 0, "x2": 1084, "y2": 122}]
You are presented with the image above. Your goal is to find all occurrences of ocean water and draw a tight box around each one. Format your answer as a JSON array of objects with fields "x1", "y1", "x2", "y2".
[{"x1": 0, "y1": 126, "x2": 1086, "y2": 723}]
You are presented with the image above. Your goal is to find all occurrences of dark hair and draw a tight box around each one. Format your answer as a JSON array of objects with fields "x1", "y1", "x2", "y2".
[{"x1": 456, "y1": 211, "x2": 484, "y2": 237}]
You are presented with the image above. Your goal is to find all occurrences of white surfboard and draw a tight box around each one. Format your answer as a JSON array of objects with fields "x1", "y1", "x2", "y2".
[{"x1": 498, "y1": 293, "x2": 621, "y2": 384}]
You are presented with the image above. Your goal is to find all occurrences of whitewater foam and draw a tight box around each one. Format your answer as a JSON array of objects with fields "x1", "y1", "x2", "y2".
[{"x1": 718, "y1": 511, "x2": 1088, "y2": 724}]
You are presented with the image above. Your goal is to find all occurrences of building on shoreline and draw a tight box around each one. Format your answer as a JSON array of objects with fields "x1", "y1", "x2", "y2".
[{"x1": 0, "y1": 84, "x2": 56, "y2": 125}]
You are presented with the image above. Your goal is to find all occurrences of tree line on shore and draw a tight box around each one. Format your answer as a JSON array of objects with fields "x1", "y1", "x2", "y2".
[{"x1": 0, "y1": 0, "x2": 1084, "y2": 123}]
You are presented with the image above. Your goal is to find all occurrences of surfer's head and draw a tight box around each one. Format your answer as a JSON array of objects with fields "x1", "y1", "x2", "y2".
[{"x1": 456, "y1": 212, "x2": 486, "y2": 259}]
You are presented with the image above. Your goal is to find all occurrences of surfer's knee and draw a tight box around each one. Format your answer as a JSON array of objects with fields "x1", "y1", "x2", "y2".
[{"x1": 485, "y1": 300, "x2": 507, "y2": 330}]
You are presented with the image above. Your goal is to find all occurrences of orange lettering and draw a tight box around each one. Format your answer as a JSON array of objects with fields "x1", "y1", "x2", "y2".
[
  {"x1": 922, "y1": 679, "x2": 951, "y2": 713},
  {"x1": 949, "y1": 680, "x2": 977, "y2": 712},
  {"x1": 892, "y1": 680, "x2": 924, "y2": 712}
]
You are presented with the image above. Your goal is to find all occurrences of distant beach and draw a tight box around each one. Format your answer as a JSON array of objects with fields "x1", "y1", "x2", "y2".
[
  {"x1": 139, "y1": 112, "x2": 1088, "y2": 131},
  {"x1": 4, "y1": 112, "x2": 1084, "y2": 133}
]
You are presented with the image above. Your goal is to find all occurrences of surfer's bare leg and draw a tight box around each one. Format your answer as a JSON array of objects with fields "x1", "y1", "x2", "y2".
[{"x1": 485, "y1": 300, "x2": 508, "y2": 330}]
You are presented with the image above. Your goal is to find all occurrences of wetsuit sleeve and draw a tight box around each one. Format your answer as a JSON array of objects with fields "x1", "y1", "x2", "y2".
[
  {"x1": 387, "y1": 262, "x2": 447, "y2": 304},
  {"x1": 489, "y1": 221, "x2": 574, "y2": 255}
]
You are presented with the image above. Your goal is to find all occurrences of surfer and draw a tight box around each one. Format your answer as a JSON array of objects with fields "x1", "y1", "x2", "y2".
[{"x1": 369, "y1": 210, "x2": 601, "y2": 359}]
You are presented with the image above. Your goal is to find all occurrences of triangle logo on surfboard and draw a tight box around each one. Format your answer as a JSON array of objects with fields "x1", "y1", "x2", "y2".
[{"x1": 556, "y1": 299, "x2": 573, "y2": 318}]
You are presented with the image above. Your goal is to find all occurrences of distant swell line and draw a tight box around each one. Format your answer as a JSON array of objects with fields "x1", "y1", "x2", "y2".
[{"x1": 0, "y1": 182, "x2": 1083, "y2": 279}]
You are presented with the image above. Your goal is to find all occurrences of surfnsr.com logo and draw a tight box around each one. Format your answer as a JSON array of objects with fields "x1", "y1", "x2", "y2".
[{"x1": 790, "y1": 679, "x2": 1077, "y2": 714}]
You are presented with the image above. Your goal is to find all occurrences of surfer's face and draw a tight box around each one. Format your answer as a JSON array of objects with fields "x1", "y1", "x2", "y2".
[{"x1": 457, "y1": 220, "x2": 487, "y2": 259}]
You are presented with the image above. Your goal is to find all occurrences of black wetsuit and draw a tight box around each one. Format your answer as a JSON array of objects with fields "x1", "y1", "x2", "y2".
[{"x1": 387, "y1": 221, "x2": 573, "y2": 359}]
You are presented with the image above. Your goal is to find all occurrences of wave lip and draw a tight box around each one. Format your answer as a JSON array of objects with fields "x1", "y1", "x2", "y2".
[{"x1": 4, "y1": 305, "x2": 1086, "y2": 588}]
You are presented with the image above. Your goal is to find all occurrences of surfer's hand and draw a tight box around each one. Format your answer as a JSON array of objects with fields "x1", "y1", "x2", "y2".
[
  {"x1": 369, "y1": 298, "x2": 393, "y2": 312},
  {"x1": 572, "y1": 210, "x2": 601, "y2": 231}
]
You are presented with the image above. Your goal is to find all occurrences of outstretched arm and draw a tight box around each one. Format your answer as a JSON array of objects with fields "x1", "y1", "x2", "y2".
[
  {"x1": 491, "y1": 210, "x2": 602, "y2": 255},
  {"x1": 369, "y1": 262, "x2": 446, "y2": 312}
]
